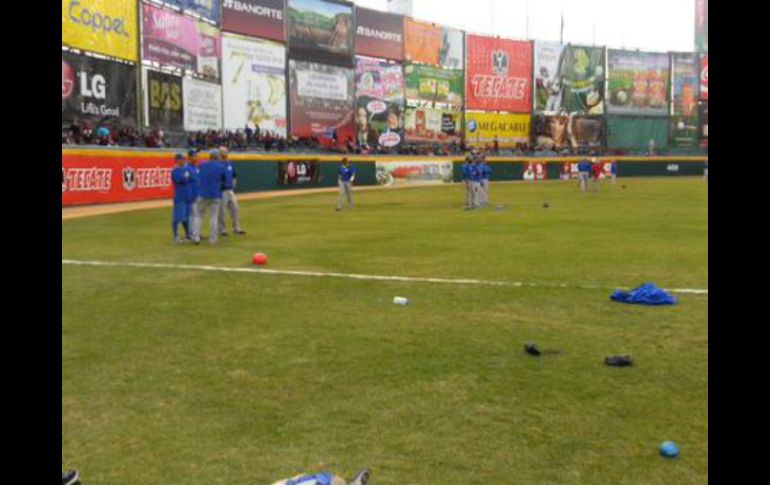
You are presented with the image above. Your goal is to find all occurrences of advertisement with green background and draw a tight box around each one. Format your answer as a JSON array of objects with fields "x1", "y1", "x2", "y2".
[
  {"x1": 671, "y1": 53, "x2": 699, "y2": 148},
  {"x1": 404, "y1": 63, "x2": 463, "y2": 110},
  {"x1": 554, "y1": 45, "x2": 606, "y2": 115},
  {"x1": 607, "y1": 116, "x2": 668, "y2": 151},
  {"x1": 608, "y1": 50, "x2": 670, "y2": 116}
]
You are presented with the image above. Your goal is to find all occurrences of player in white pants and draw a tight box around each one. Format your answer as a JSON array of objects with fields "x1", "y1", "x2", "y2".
[{"x1": 217, "y1": 147, "x2": 245, "y2": 236}]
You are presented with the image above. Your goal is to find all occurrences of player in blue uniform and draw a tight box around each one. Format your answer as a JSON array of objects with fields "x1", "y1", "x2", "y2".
[
  {"x1": 462, "y1": 155, "x2": 474, "y2": 209},
  {"x1": 479, "y1": 154, "x2": 492, "y2": 207},
  {"x1": 577, "y1": 157, "x2": 592, "y2": 192},
  {"x1": 470, "y1": 155, "x2": 483, "y2": 208},
  {"x1": 185, "y1": 149, "x2": 201, "y2": 241},
  {"x1": 171, "y1": 153, "x2": 190, "y2": 243},
  {"x1": 217, "y1": 146, "x2": 245, "y2": 236},
  {"x1": 336, "y1": 158, "x2": 356, "y2": 211},
  {"x1": 610, "y1": 160, "x2": 618, "y2": 185},
  {"x1": 193, "y1": 149, "x2": 226, "y2": 244}
]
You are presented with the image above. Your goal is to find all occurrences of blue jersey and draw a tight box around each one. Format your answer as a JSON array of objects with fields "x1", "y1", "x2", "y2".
[
  {"x1": 578, "y1": 160, "x2": 592, "y2": 173},
  {"x1": 339, "y1": 165, "x2": 356, "y2": 182},
  {"x1": 481, "y1": 162, "x2": 491, "y2": 180},
  {"x1": 198, "y1": 160, "x2": 226, "y2": 199},
  {"x1": 171, "y1": 166, "x2": 189, "y2": 203},
  {"x1": 222, "y1": 161, "x2": 236, "y2": 190},
  {"x1": 611, "y1": 162, "x2": 618, "y2": 174},
  {"x1": 285, "y1": 474, "x2": 334, "y2": 485},
  {"x1": 185, "y1": 163, "x2": 200, "y2": 202},
  {"x1": 471, "y1": 163, "x2": 483, "y2": 182},
  {"x1": 462, "y1": 162, "x2": 473, "y2": 181}
]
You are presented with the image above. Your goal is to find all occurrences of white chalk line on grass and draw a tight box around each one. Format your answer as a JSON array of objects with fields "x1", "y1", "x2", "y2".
[{"x1": 61, "y1": 259, "x2": 708, "y2": 296}]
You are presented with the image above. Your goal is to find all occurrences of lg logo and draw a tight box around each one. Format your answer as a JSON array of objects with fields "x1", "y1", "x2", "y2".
[{"x1": 62, "y1": 61, "x2": 107, "y2": 101}]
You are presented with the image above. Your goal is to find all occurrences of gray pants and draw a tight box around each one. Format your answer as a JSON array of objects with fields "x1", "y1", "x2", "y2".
[
  {"x1": 464, "y1": 180, "x2": 473, "y2": 208},
  {"x1": 479, "y1": 180, "x2": 489, "y2": 206},
  {"x1": 188, "y1": 198, "x2": 200, "y2": 239},
  {"x1": 218, "y1": 190, "x2": 241, "y2": 233},
  {"x1": 579, "y1": 173, "x2": 589, "y2": 192},
  {"x1": 471, "y1": 181, "x2": 482, "y2": 207},
  {"x1": 195, "y1": 198, "x2": 221, "y2": 243},
  {"x1": 338, "y1": 181, "x2": 353, "y2": 209}
]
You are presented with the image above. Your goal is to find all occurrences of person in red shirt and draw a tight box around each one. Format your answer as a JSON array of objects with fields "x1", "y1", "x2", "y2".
[{"x1": 591, "y1": 158, "x2": 603, "y2": 191}]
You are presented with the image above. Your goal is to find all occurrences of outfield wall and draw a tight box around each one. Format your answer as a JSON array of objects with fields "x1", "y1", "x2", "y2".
[{"x1": 61, "y1": 146, "x2": 707, "y2": 207}]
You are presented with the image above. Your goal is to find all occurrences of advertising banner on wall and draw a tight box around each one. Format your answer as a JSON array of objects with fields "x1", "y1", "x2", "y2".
[
  {"x1": 142, "y1": 2, "x2": 221, "y2": 79},
  {"x1": 464, "y1": 112, "x2": 530, "y2": 148},
  {"x1": 277, "y1": 160, "x2": 322, "y2": 185},
  {"x1": 608, "y1": 50, "x2": 669, "y2": 116},
  {"x1": 184, "y1": 0, "x2": 222, "y2": 24},
  {"x1": 375, "y1": 160, "x2": 453, "y2": 185},
  {"x1": 62, "y1": 51, "x2": 138, "y2": 127},
  {"x1": 700, "y1": 54, "x2": 708, "y2": 101},
  {"x1": 440, "y1": 27, "x2": 464, "y2": 70},
  {"x1": 532, "y1": 114, "x2": 603, "y2": 151},
  {"x1": 547, "y1": 44, "x2": 605, "y2": 115},
  {"x1": 287, "y1": 0, "x2": 354, "y2": 64},
  {"x1": 404, "y1": 18, "x2": 441, "y2": 66},
  {"x1": 607, "y1": 116, "x2": 668, "y2": 150},
  {"x1": 670, "y1": 53, "x2": 699, "y2": 148},
  {"x1": 222, "y1": 0, "x2": 285, "y2": 41},
  {"x1": 289, "y1": 60, "x2": 355, "y2": 146},
  {"x1": 355, "y1": 57, "x2": 405, "y2": 148},
  {"x1": 695, "y1": 0, "x2": 708, "y2": 52},
  {"x1": 404, "y1": 63, "x2": 463, "y2": 110},
  {"x1": 699, "y1": 102, "x2": 708, "y2": 148},
  {"x1": 221, "y1": 34, "x2": 287, "y2": 135},
  {"x1": 534, "y1": 41, "x2": 565, "y2": 113},
  {"x1": 404, "y1": 107, "x2": 461, "y2": 144},
  {"x1": 355, "y1": 7, "x2": 403, "y2": 61},
  {"x1": 523, "y1": 161, "x2": 547, "y2": 181},
  {"x1": 62, "y1": 150, "x2": 174, "y2": 206},
  {"x1": 144, "y1": 69, "x2": 184, "y2": 130},
  {"x1": 183, "y1": 77, "x2": 222, "y2": 131},
  {"x1": 62, "y1": 0, "x2": 138, "y2": 62},
  {"x1": 466, "y1": 35, "x2": 532, "y2": 113}
]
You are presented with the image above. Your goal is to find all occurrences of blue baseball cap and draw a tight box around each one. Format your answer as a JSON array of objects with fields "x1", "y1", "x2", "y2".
[
  {"x1": 187, "y1": 148, "x2": 199, "y2": 157},
  {"x1": 174, "y1": 153, "x2": 185, "y2": 160}
]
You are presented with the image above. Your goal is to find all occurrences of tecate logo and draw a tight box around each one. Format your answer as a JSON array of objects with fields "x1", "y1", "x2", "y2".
[
  {"x1": 63, "y1": 167, "x2": 112, "y2": 192},
  {"x1": 62, "y1": 61, "x2": 75, "y2": 101},
  {"x1": 68, "y1": 1, "x2": 130, "y2": 38}
]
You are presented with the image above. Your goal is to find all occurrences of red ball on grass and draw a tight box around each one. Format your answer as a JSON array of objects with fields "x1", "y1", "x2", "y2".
[{"x1": 252, "y1": 252, "x2": 267, "y2": 266}]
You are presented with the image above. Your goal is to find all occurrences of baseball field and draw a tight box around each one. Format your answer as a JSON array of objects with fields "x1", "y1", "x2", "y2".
[{"x1": 62, "y1": 177, "x2": 708, "y2": 485}]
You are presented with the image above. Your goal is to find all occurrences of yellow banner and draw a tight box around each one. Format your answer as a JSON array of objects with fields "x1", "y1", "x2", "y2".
[
  {"x1": 465, "y1": 112, "x2": 531, "y2": 148},
  {"x1": 62, "y1": 0, "x2": 138, "y2": 62}
]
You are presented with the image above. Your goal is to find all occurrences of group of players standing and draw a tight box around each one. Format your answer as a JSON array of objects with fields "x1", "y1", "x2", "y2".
[
  {"x1": 171, "y1": 147, "x2": 245, "y2": 244},
  {"x1": 461, "y1": 150, "x2": 492, "y2": 210}
]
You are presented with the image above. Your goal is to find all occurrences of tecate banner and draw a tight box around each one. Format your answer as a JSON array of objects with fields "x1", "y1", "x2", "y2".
[
  {"x1": 289, "y1": 60, "x2": 355, "y2": 145},
  {"x1": 142, "y1": 2, "x2": 221, "y2": 79},
  {"x1": 700, "y1": 54, "x2": 708, "y2": 101},
  {"x1": 144, "y1": 69, "x2": 184, "y2": 130},
  {"x1": 355, "y1": 57, "x2": 405, "y2": 148},
  {"x1": 62, "y1": 51, "x2": 137, "y2": 127},
  {"x1": 62, "y1": 150, "x2": 174, "y2": 206},
  {"x1": 62, "y1": 0, "x2": 138, "y2": 62},
  {"x1": 221, "y1": 34, "x2": 287, "y2": 135},
  {"x1": 404, "y1": 107, "x2": 461, "y2": 144},
  {"x1": 464, "y1": 112, "x2": 530, "y2": 148},
  {"x1": 466, "y1": 35, "x2": 532, "y2": 113},
  {"x1": 287, "y1": 0, "x2": 354, "y2": 64},
  {"x1": 355, "y1": 6, "x2": 403, "y2": 61},
  {"x1": 222, "y1": 0, "x2": 285, "y2": 41},
  {"x1": 183, "y1": 78, "x2": 223, "y2": 132},
  {"x1": 608, "y1": 49, "x2": 670, "y2": 116}
]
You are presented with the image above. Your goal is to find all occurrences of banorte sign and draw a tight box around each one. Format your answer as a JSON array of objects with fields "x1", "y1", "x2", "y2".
[{"x1": 62, "y1": 149, "x2": 175, "y2": 206}]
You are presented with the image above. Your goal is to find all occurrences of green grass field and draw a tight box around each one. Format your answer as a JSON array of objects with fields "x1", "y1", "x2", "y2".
[{"x1": 62, "y1": 178, "x2": 708, "y2": 485}]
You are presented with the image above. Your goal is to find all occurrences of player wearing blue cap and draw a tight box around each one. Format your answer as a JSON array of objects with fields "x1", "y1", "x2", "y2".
[
  {"x1": 462, "y1": 155, "x2": 474, "y2": 209},
  {"x1": 479, "y1": 154, "x2": 492, "y2": 207},
  {"x1": 577, "y1": 157, "x2": 592, "y2": 192},
  {"x1": 185, "y1": 149, "x2": 201, "y2": 241},
  {"x1": 192, "y1": 149, "x2": 226, "y2": 244},
  {"x1": 217, "y1": 147, "x2": 245, "y2": 236},
  {"x1": 171, "y1": 153, "x2": 190, "y2": 243},
  {"x1": 470, "y1": 155, "x2": 483, "y2": 208},
  {"x1": 336, "y1": 158, "x2": 356, "y2": 211}
]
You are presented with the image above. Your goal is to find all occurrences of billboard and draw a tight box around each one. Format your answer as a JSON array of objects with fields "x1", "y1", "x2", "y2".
[
  {"x1": 289, "y1": 60, "x2": 355, "y2": 146},
  {"x1": 287, "y1": 0, "x2": 354, "y2": 64},
  {"x1": 607, "y1": 116, "x2": 668, "y2": 150},
  {"x1": 440, "y1": 27, "x2": 464, "y2": 70},
  {"x1": 532, "y1": 114, "x2": 603, "y2": 151},
  {"x1": 62, "y1": 151, "x2": 174, "y2": 206},
  {"x1": 404, "y1": 63, "x2": 463, "y2": 110},
  {"x1": 62, "y1": 51, "x2": 137, "y2": 127},
  {"x1": 184, "y1": 0, "x2": 222, "y2": 24},
  {"x1": 355, "y1": 57, "x2": 405, "y2": 148},
  {"x1": 221, "y1": 34, "x2": 287, "y2": 136},
  {"x1": 608, "y1": 50, "x2": 669, "y2": 116},
  {"x1": 700, "y1": 54, "x2": 708, "y2": 101},
  {"x1": 670, "y1": 53, "x2": 699, "y2": 148},
  {"x1": 464, "y1": 112, "x2": 530, "y2": 148},
  {"x1": 404, "y1": 107, "x2": 461, "y2": 144},
  {"x1": 62, "y1": 0, "x2": 138, "y2": 62},
  {"x1": 144, "y1": 69, "x2": 184, "y2": 130},
  {"x1": 534, "y1": 41, "x2": 565, "y2": 113},
  {"x1": 142, "y1": 2, "x2": 221, "y2": 79},
  {"x1": 277, "y1": 160, "x2": 322, "y2": 185},
  {"x1": 404, "y1": 19, "x2": 441, "y2": 66},
  {"x1": 695, "y1": 0, "x2": 708, "y2": 52},
  {"x1": 466, "y1": 35, "x2": 532, "y2": 113},
  {"x1": 523, "y1": 161, "x2": 547, "y2": 181},
  {"x1": 222, "y1": 0, "x2": 285, "y2": 41},
  {"x1": 355, "y1": 7, "x2": 403, "y2": 61},
  {"x1": 699, "y1": 102, "x2": 708, "y2": 148},
  {"x1": 541, "y1": 44, "x2": 606, "y2": 115},
  {"x1": 183, "y1": 78, "x2": 223, "y2": 132},
  {"x1": 375, "y1": 161, "x2": 453, "y2": 186}
]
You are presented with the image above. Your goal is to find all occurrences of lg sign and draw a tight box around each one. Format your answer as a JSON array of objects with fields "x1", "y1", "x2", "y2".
[{"x1": 62, "y1": 60, "x2": 107, "y2": 101}]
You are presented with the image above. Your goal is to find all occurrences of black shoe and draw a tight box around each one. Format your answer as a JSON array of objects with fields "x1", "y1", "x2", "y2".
[
  {"x1": 220, "y1": 231, "x2": 229, "y2": 236},
  {"x1": 524, "y1": 343, "x2": 542, "y2": 356},
  {"x1": 605, "y1": 355, "x2": 633, "y2": 367},
  {"x1": 62, "y1": 469, "x2": 80, "y2": 485},
  {"x1": 235, "y1": 229, "x2": 246, "y2": 235},
  {"x1": 349, "y1": 469, "x2": 370, "y2": 485}
]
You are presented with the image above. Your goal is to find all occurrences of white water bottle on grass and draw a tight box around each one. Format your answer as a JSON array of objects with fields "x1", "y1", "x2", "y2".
[{"x1": 393, "y1": 296, "x2": 409, "y2": 305}]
